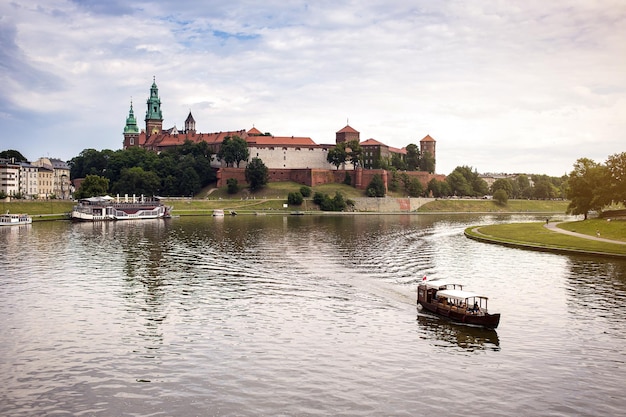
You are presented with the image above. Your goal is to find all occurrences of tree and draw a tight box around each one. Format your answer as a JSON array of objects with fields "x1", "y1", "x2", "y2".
[
  {"x1": 419, "y1": 151, "x2": 435, "y2": 173},
  {"x1": 111, "y1": 167, "x2": 161, "y2": 196},
  {"x1": 300, "y1": 186, "x2": 312, "y2": 197},
  {"x1": 491, "y1": 178, "x2": 513, "y2": 198},
  {"x1": 446, "y1": 166, "x2": 488, "y2": 197},
  {"x1": 406, "y1": 177, "x2": 424, "y2": 197},
  {"x1": 493, "y1": 189, "x2": 508, "y2": 206},
  {"x1": 366, "y1": 174, "x2": 386, "y2": 197},
  {"x1": 427, "y1": 178, "x2": 450, "y2": 198},
  {"x1": 245, "y1": 157, "x2": 268, "y2": 191},
  {"x1": 346, "y1": 140, "x2": 363, "y2": 169},
  {"x1": 605, "y1": 152, "x2": 626, "y2": 205},
  {"x1": 405, "y1": 144, "x2": 420, "y2": 171},
  {"x1": 566, "y1": 158, "x2": 606, "y2": 219},
  {"x1": 0, "y1": 150, "x2": 27, "y2": 162},
  {"x1": 227, "y1": 178, "x2": 239, "y2": 194},
  {"x1": 327, "y1": 143, "x2": 347, "y2": 169},
  {"x1": 218, "y1": 136, "x2": 249, "y2": 167},
  {"x1": 287, "y1": 191, "x2": 304, "y2": 205},
  {"x1": 75, "y1": 175, "x2": 109, "y2": 199}
]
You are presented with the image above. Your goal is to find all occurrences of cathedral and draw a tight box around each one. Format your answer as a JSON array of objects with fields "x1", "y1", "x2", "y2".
[{"x1": 123, "y1": 78, "x2": 436, "y2": 172}]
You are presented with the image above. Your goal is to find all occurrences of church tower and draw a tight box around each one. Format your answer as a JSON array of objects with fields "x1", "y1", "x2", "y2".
[
  {"x1": 123, "y1": 100, "x2": 140, "y2": 149},
  {"x1": 145, "y1": 77, "x2": 163, "y2": 136},
  {"x1": 185, "y1": 111, "x2": 196, "y2": 134}
]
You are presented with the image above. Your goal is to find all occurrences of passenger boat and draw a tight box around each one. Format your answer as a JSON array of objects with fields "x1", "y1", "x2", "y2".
[
  {"x1": 71, "y1": 195, "x2": 171, "y2": 221},
  {"x1": 417, "y1": 278, "x2": 501, "y2": 329},
  {"x1": 0, "y1": 212, "x2": 32, "y2": 226}
]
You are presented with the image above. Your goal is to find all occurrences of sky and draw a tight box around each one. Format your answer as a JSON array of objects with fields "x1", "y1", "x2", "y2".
[{"x1": 1, "y1": 0, "x2": 624, "y2": 176}]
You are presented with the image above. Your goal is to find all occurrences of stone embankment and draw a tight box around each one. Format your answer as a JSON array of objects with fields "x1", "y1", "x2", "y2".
[{"x1": 350, "y1": 197, "x2": 435, "y2": 212}]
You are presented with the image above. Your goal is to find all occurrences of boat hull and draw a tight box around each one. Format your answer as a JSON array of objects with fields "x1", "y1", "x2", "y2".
[
  {"x1": 418, "y1": 301, "x2": 501, "y2": 328},
  {"x1": 0, "y1": 214, "x2": 33, "y2": 226}
]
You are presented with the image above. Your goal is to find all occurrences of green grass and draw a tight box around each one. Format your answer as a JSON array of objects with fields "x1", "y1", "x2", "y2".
[
  {"x1": 0, "y1": 200, "x2": 74, "y2": 218},
  {"x1": 557, "y1": 219, "x2": 626, "y2": 242},
  {"x1": 418, "y1": 199, "x2": 569, "y2": 213},
  {"x1": 466, "y1": 222, "x2": 626, "y2": 256}
]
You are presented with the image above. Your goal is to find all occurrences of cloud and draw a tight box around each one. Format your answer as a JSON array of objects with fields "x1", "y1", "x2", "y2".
[{"x1": 0, "y1": 0, "x2": 624, "y2": 176}]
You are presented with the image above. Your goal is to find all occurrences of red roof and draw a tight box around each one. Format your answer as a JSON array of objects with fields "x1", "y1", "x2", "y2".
[
  {"x1": 420, "y1": 134, "x2": 436, "y2": 142},
  {"x1": 337, "y1": 125, "x2": 359, "y2": 134},
  {"x1": 247, "y1": 127, "x2": 263, "y2": 135},
  {"x1": 142, "y1": 130, "x2": 248, "y2": 148},
  {"x1": 360, "y1": 138, "x2": 386, "y2": 147},
  {"x1": 248, "y1": 136, "x2": 316, "y2": 146}
]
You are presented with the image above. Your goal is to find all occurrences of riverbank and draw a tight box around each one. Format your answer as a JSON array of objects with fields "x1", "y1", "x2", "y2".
[
  {"x1": 1, "y1": 197, "x2": 570, "y2": 220},
  {"x1": 465, "y1": 219, "x2": 626, "y2": 258}
]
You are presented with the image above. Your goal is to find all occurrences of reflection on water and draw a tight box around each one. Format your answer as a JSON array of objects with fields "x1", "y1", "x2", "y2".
[
  {"x1": 416, "y1": 313, "x2": 500, "y2": 352},
  {"x1": 2, "y1": 214, "x2": 626, "y2": 416}
]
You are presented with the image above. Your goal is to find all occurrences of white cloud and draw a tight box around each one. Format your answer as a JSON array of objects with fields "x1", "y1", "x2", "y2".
[{"x1": 0, "y1": 0, "x2": 624, "y2": 176}]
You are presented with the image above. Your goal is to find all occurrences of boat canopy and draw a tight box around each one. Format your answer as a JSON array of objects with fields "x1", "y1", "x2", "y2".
[
  {"x1": 436, "y1": 289, "x2": 488, "y2": 301},
  {"x1": 422, "y1": 280, "x2": 463, "y2": 290}
]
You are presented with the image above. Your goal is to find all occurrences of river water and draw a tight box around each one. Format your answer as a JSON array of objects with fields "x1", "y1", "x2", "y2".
[{"x1": 1, "y1": 214, "x2": 625, "y2": 416}]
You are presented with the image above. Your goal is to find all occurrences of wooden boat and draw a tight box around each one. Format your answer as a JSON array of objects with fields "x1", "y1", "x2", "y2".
[
  {"x1": 417, "y1": 278, "x2": 501, "y2": 329},
  {"x1": 71, "y1": 195, "x2": 171, "y2": 221},
  {"x1": 0, "y1": 212, "x2": 32, "y2": 226}
]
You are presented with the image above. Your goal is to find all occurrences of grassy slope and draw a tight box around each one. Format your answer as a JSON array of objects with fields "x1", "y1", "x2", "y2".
[{"x1": 417, "y1": 199, "x2": 569, "y2": 213}]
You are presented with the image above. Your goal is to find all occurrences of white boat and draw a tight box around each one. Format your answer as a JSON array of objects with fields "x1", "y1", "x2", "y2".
[
  {"x1": 212, "y1": 209, "x2": 225, "y2": 217},
  {"x1": 0, "y1": 212, "x2": 32, "y2": 226},
  {"x1": 71, "y1": 195, "x2": 171, "y2": 221}
]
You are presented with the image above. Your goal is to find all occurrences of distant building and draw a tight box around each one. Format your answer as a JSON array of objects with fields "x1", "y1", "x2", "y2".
[
  {"x1": 0, "y1": 158, "x2": 20, "y2": 197},
  {"x1": 32, "y1": 157, "x2": 71, "y2": 199}
]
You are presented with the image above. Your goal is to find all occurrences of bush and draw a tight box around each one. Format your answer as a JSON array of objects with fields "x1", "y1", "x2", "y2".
[
  {"x1": 287, "y1": 191, "x2": 304, "y2": 205},
  {"x1": 366, "y1": 174, "x2": 385, "y2": 197},
  {"x1": 343, "y1": 172, "x2": 352, "y2": 185},
  {"x1": 300, "y1": 186, "x2": 312, "y2": 197},
  {"x1": 312, "y1": 191, "x2": 347, "y2": 211},
  {"x1": 226, "y1": 178, "x2": 239, "y2": 194}
]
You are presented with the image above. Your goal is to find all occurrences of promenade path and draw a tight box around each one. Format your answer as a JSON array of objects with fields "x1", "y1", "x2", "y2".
[{"x1": 544, "y1": 222, "x2": 626, "y2": 245}]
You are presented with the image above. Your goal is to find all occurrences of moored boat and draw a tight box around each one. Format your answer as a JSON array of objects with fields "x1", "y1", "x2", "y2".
[
  {"x1": 0, "y1": 212, "x2": 32, "y2": 226},
  {"x1": 212, "y1": 209, "x2": 225, "y2": 217},
  {"x1": 71, "y1": 195, "x2": 171, "y2": 221},
  {"x1": 417, "y1": 278, "x2": 501, "y2": 329}
]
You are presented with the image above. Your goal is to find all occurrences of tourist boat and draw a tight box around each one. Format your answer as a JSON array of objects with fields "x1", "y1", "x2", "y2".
[
  {"x1": 417, "y1": 278, "x2": 501, "y2": 329},
  {"x1": 0, "y1": 212, "x2": 32, "y2": 226},
  {"x1": 212, "y1": 209, "x2": 225, "y2": 217},
  {"x1": 71, "y1": 195, "x2": 171, "y2": 221}
]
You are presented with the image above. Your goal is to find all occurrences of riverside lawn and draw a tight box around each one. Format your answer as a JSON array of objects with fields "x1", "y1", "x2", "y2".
[{"x1": 465, "y1": 220, "x2": 626, "y2": 257}]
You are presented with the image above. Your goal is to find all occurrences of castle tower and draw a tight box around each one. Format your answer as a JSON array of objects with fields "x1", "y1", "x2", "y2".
[
  {"x1": 184, "y1": 111, "x2": 196, "y2": 134},
  {"x1": 420, "y1": 134, "x2": 436, "y2": 171},
  {"x1": 145, "y1": 76, "x2": 163, "y2": 136},
  {"x1": 336, "y1": 124, "x2": 360, "y2": 144},
  {"x1": 123, "y1": 100, "x2": 140, "y2": 149}
]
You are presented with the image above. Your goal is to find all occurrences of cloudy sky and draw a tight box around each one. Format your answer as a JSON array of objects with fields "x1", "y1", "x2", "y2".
[{"x1": 1, "y1": 0, "x2": 624, "y2": 176}]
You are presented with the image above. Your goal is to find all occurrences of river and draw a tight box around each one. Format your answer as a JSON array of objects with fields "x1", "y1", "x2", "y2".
[{"x1": 1, "y1": 214, "x2": 625, "y2": 416}]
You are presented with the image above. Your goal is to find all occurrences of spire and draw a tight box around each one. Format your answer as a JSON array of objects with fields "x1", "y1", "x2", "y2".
[
  {"x1": 145, "y1": 77, "x2": 163, "y2": 135},
  {"x1": 185, "y1": 110, "x2": 196, "y2": 133},
  {"x1": 124, "y1": 100, "x2": 139, "y2": 134}
]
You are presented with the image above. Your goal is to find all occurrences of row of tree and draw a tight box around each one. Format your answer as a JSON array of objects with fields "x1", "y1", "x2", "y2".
[{"x1": 70, "y1": 142, "x2": 215, "y2": 198}]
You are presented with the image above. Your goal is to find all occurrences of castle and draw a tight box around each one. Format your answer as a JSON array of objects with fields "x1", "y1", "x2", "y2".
[
  {"x1": 123, "y1": 79, "x2": 436, "y2": 169},
  {"x1": 123, "y1": 78, "x2": 440, "y2": 189}
]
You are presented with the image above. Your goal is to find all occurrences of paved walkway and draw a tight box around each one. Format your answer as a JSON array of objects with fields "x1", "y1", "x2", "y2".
[{"x1": 544, "y1": 222, "x2": 626, "y2": 245}]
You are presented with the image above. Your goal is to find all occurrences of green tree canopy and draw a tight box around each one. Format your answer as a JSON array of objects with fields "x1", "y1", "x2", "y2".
[
  {"x1": 366, "y1": 174, "x2": 386, "y2": 197},
  {"x1": 75, "y1": 175, "x2": 109, "y2": 199},
  {"x1": 218, "y1": 136, "x2": 249, "y2": 167},
  {"x1": 491, "y1": 178, "x2": 514, "y2": 198},
  {"x1": 111, "y1": 167, "x2": 161, "y2": 196},
  {"x1": 566, "y1": 158, "x2": 606, "y2": 219},
  {"x1": 245, "y1": 157, "x2": 268, "y2": 191},
  {"x1": 0, "y1": 149, "x2": 28, "y2": 162},
  {"x1": 405, "y1": 144, "x2": 420, "y2": 171},
  {"x1": 327, "y1": 143, "x2": 347, "y2": 169}
]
